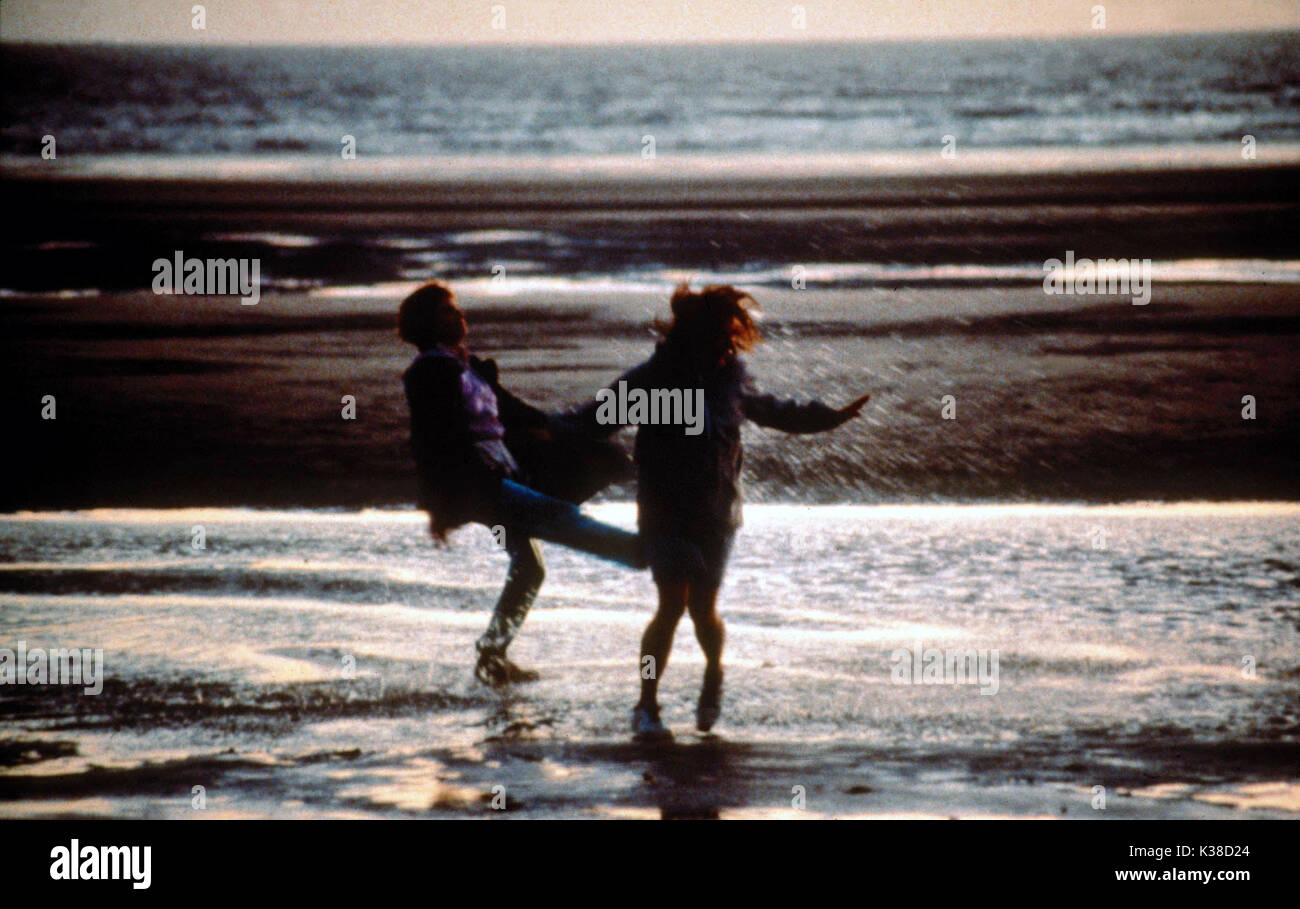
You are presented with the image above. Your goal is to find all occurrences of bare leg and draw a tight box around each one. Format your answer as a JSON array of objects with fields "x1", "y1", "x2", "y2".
[
  {"x1": 687, "y1": 583, "x2": 725, "y2": 710},
  {"x1": 638, "y1": 580, "x2": 689, "y2": 711}
]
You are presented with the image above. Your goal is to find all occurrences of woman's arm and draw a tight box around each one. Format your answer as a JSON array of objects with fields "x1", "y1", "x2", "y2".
[
  {"x1": 560, "y1": 360, "x2": 655, "y2": 437},
  {"x1": 742, "y1": 389, "x2": 870, "y2": 433}
]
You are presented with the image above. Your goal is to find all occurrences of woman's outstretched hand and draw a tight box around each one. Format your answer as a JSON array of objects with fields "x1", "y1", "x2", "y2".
[{"x1": 836, "y1": 393, "x2": 871, "y2": 421}]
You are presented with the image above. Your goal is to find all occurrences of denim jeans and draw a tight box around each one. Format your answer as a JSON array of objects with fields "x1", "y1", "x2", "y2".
[{"x1": 475, "y1": 479, "x2": 644, "y2": 659}]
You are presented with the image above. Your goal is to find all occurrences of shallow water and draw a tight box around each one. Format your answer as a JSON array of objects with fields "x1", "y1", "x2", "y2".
[{"x1": 1, "y1": 503, "x2": 1296, "y2": 818}]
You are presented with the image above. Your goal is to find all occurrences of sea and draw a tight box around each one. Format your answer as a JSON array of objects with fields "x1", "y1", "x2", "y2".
[
  {"x1": 6, "y1": 34, "x2": 1300, "y2": 157},
  {"x1": 3, "y1": 32, "x2": 1300, "y2": 294}
]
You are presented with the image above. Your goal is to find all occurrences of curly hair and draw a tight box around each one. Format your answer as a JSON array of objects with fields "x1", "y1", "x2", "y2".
[{"x1": 659, "y1": 283, "x2": 761, "y2": 352}]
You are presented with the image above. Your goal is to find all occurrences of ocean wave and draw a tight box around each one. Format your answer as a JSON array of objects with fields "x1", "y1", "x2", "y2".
[{"x1": 6, "y1": 36, "x2": 1299, "y2": 157}]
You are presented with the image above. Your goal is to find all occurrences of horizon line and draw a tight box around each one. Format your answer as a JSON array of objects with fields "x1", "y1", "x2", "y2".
[{"x1": 4, "y1": 25, "x2": 1298, "y2": 50}]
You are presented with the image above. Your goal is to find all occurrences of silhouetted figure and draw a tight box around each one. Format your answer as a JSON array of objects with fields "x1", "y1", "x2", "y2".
[
  {"x1": 399, "y1": 282, "x2": 643, "y2": 686},
  {"x1": 567, "y1": 285, "x2": 868, "y2": 740}
]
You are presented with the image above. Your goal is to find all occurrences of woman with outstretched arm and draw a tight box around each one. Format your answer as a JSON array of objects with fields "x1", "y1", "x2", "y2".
[{"x1": 563, "y1": 284, "x2": 869, "y2": 740}]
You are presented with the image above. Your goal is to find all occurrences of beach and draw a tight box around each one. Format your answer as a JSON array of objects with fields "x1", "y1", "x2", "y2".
[
  {"x1": 3, "y1": 33, "x2": 1299, "y2": 823},
  {"x1": 1, "y1": 502, "x2": 1297, "y2": 819},
  {"x1": 2, "y1": 277, "x2": 1298, "y2": 820},
  {"x1": 3, "y1": 280, "x2": 1298, "y2": 510}
]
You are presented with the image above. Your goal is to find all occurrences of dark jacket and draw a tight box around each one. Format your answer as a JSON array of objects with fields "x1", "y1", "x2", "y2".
[
  {"x1": 568, "y1": 340, "x2": 850, "y2": 541},
  {"x1": 403, "y1": 346, "x2": 632, "y2": 531}
]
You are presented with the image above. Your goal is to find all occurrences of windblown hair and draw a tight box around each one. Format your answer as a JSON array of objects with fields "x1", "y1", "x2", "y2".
[
  {"x1": 658, "y1": 283, "x2": 761, "y2": 352},
  {"x1": 398, "y1": 281, "x2": 460, "y2": 350}
]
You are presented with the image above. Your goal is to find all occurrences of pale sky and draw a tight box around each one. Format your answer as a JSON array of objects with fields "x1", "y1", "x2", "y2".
[{"x1": 3, "y1": 0, "x2": 1298, "y2": 45}]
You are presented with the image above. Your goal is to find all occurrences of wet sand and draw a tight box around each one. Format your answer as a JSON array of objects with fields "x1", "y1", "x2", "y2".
[
  {"x1": 2, "y1": 282, "x2": 1297, "y2": 510},
  {"x1": 8, "y1": 146, "x2": 1300, "y2": 227},
  {"x1": 1, "y1": 503, "x2": 1296, "y2": 819},
  {"x1": 6, "y1": 149, "x2": 1300, "y2": 280}
]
